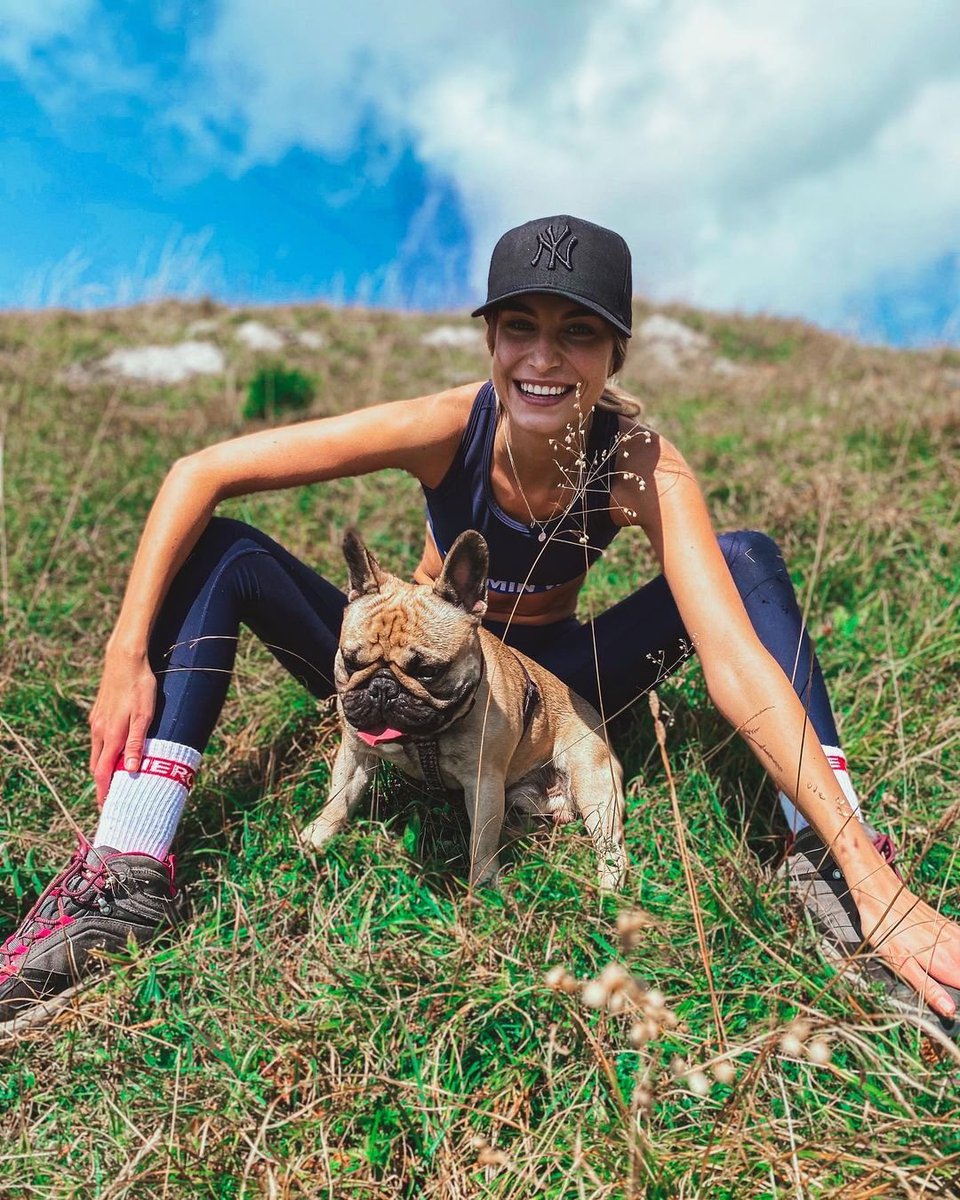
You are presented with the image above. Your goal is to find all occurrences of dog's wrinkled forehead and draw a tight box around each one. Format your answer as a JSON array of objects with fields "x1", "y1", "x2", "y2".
[{"x1": 341, "y1": 583, "x2": 472, "y2": 660}]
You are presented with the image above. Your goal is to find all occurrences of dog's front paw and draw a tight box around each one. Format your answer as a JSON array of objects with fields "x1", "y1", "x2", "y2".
[
  {"x1": 468, "y1": 851, "x2": 503, "y2": 890},
  {"x1": 299, "y1": 816, "x2": 341, "y2": 852},
  {"x1": 598, "y1": 844, "x2": 626, "y2": 891}
]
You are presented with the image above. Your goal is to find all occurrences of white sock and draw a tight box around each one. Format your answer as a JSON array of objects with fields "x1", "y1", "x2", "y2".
[
  {"x1": 778, "y1": 744, "x2": 863, "y2": 835},
  {"x1": 94, "y1": 737, "x2": 202, "y2": 859}
]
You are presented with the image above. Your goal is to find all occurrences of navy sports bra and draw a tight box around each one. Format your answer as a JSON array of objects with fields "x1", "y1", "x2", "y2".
[{"x1": 422, "y1": 382, "x2": 622, "y2": 595}]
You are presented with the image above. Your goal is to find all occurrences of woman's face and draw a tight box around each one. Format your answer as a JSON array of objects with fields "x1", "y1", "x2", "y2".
[{"x1": 489, "y1": 292, "x2": 616, "y2": 437}]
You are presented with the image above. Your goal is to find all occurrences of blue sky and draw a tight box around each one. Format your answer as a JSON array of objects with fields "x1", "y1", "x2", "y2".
[{"x1": 2, "y1": 0, "x2": 959, "y2": 346}]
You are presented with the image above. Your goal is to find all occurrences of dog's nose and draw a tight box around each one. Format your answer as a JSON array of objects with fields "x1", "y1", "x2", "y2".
[{"x1": 366, "y1": 669, "x2": 401, "y2": 707}]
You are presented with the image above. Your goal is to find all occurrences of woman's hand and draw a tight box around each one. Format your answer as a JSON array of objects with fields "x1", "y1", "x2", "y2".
[
  {"x1": 88, "y1": 647, "x2": 157, "y2": 806},
  {"x1": 855, "y1": 883, "x2": 960, "y2": 1019}
]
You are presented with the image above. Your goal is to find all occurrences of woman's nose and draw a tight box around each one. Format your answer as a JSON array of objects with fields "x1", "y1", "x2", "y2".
[{"x1": 528, "y1": 334, "x2": 561, "y2": 371}]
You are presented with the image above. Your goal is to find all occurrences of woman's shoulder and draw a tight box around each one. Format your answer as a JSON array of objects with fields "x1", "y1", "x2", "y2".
[
  {"x1": 612, "y1": 414, "x2": 693, "y2": 471},
  {"x1": 608, "y1": 417, "x2": 697, "y2": 528},
  {"x1": 399, "y1": 380, "x2": 484, "y2": 425},
  {"x1": 379, "y1": 381, "x2": 486, "y2": 484},
  {"x1": 612, "y1": 411, "x2": 658, "y2": 448},
  {"x1": 610, "y1": 412, "x2": 662, "y2": 482}
]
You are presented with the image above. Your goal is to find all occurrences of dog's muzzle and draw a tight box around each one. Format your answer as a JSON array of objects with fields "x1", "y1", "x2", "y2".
[{"x1": 341, "y1": 665, "x2": 480, "y2": 739}]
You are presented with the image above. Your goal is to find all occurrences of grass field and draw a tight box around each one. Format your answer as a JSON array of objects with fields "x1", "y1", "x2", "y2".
[{"x1": 0, "y1": 299, "x2": 958, "y2": 1197}]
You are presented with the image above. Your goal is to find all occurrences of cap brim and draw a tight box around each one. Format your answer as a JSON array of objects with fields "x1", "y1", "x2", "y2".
[{"x1": 470, "y1": 285, "x2": 632, "y2": 337}]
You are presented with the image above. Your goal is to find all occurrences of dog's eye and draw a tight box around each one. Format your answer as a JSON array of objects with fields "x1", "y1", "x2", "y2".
[
  {"x1": 407, "y1": 655, "x2": 443, "y2": 681},
  {"x1": 341, "y1": 650, "x2": 364, "y2": 674}
]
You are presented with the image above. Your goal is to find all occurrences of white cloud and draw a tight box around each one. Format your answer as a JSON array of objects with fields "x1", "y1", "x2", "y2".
[
  {"x1": 5, "y1": 0, "x2": 960, "y2": 336},
  {"x1": 0, "y1": 0, "x2": 152, "y2": 107},
  {"x1": 0, "y1": 0, "x2": 93, "y2": 71},
  {"x1": 171, "y1": 0, "x2": 960, "y2": 336}
]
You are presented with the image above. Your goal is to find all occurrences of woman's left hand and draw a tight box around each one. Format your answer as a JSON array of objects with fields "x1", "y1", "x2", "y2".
[{"x1": 855, "y1": 885, "x2": 960, "y2": 1018}]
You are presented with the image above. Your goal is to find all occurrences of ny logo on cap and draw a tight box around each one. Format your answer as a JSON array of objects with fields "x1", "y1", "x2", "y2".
[{"x1": 531, "y1": 223, "x2": 577, "y2": 271}]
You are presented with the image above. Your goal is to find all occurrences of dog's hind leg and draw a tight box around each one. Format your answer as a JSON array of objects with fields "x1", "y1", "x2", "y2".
[
  {"x1": 506, "y1": 768, "x2": 577, "y2": 825},
  {"x1": 300, "y1": 738, "x2": 377, "y2": 852}
]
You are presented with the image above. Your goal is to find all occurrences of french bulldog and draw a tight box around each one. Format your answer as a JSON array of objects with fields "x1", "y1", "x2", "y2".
[{"x1": 300, "y1": 529, "x2": 626, "y2": 889}]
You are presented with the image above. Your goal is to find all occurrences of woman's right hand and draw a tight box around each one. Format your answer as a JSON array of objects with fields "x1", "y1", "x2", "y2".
[{"x1": 88, "y1": 647, "x2": 157, "y2": 806}]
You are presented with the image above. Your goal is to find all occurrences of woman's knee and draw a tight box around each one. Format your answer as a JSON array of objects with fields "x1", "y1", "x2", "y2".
[
  {"x1": 718, "y1": 529, "x2": 785, "y2": 584},
  {"x1": 191, "y1": 516, "x2": 266, "y2": 564},
  {"x1": 160, "y1": 517, "x2": 273, "y2": 619}
]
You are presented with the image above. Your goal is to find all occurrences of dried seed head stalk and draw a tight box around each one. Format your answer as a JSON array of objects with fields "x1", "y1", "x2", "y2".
[{"x1": 648, "y1": 689, "x2": 727, "y2": 1050}]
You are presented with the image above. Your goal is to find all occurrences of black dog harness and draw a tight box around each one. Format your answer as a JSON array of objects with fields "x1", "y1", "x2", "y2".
[{"x1": 412, "y1": 655, "x2": 540, "y2": 795}]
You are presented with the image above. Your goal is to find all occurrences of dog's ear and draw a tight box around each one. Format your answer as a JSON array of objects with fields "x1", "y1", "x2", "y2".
[
  {"x1": 342, "y1": 530, "x2": 386, "y2": 600},
  {"x1": 434, "y1": 530, "x2": 488, "y2": 617}
]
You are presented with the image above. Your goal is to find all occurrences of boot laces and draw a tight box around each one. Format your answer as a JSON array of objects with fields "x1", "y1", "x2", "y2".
[
  {"x1": 0, "y1": 846, "x2": 117, "y2": 966},
  {"x1": 872, "y1": 832, "x2": 898, "y2": 867}
]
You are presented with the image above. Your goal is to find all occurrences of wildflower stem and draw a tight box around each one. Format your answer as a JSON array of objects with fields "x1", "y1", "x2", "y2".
[{"x1": 649, "y1": 689, "x2": 728, "y2": 1051}]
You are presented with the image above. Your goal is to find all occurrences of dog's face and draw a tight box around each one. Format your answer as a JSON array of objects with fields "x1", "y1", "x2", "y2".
[{"x1": 336, "y1": 530, "x2": 489, "y2": 745}]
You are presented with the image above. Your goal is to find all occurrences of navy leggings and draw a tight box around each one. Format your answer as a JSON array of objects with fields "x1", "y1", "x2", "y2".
[{"x1": 147, "y1": 517, "x2": 840, "y2": 750}]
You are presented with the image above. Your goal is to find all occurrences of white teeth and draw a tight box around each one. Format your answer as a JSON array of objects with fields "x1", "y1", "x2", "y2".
[{"x1": 518, "y1": 382, "x2": 569, "y2": 397}]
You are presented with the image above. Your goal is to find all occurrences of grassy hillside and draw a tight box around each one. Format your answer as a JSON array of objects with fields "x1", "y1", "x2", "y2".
[{"x1": 1, "y1": 298, "x2": 958, "y2": 1197}]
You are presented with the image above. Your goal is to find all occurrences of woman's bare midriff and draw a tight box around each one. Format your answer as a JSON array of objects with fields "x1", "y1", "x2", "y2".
[{"x1": 413, "y1": 526, "x2": 584, "y2": 626}]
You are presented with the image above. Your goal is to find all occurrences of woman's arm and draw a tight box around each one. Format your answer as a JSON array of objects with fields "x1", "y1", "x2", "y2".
[
  {"x1": 88, "y1": 385, "x2": 477, "y2": 799},
  {"x1": 106, "y1": 387, "x2": 473, "y2": 651},
  {"x1": 622, "y1": 435, "x2": 960, "y2": 1017}
]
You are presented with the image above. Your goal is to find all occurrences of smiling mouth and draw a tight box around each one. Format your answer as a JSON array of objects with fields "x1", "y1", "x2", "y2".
[{"x1": 516, "y1": 381, "x2": 574, "y2": 399}]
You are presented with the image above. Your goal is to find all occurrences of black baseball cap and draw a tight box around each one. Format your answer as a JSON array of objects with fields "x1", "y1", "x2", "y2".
[{"x1": 471, "y1": 215, "x2": 633, "y2": 336}]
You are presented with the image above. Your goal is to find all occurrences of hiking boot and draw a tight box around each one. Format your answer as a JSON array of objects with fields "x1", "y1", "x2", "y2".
[
  {"x1": 0, "y1": 841, "x2": 177, "y2": 1036},
  {"x1": 785, "y1": 825, "x2": 960, "y2": 1039}
]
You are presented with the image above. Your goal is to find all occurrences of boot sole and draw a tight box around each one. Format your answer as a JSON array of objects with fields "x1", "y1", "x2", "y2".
[{"x1": 0, "y1": 977, "x2": 101, "y2": 1041}]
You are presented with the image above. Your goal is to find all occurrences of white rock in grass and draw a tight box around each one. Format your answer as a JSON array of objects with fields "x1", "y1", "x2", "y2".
[
  {"x1": 712, "y1": 356, "x2": 745, "y2": 377},
  {"x1": 297, "y1": 330, "x2": 327, "y2": 350},
  {"x1": 420, "y1": 324, "x2": 484, "y2": 349},
  {"x1": 640, "y1": 340, "x2": 682, "y2": 371},
  {"x1": 637, "y1": 314, "x2": 710, "y2": 352},
  {"x1": 186, "y1": 318, "x2": 219, "y2": 336},
  {"x1": 235, "y1": 320, "x2": 285, "y2": 351},
  {"x1": 712, "y1": 1059, "x2": 736, "y2": 1085},
  {"x1": 100, "y1": 341, "x2": 225, "y2": 384},
  {"x1": 636, "y1": 314, "x2": 714, "y2": 372}
]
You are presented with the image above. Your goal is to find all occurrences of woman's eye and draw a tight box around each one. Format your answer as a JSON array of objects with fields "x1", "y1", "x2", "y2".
[{"x1": 567, "y1": 323, "x2": 598, "y2": 338}]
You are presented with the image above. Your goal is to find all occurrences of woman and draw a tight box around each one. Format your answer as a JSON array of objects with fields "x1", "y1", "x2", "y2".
[{"x1": 2, "y1": 215, "x2": 958, "y2": 1034}]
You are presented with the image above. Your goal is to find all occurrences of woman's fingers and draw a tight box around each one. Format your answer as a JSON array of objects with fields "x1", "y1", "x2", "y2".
[
  {"x1": 92, "y1": 715, "x2": 152, "y2": 804},
  {"x1": 922, "y1": 979, "x2": 956, "y2": 1019},
  {"x1": 93, "y1": 737, "x2": 122, "y2": 806},
  {"x1": 88, "y1": 707, "x2": 117, "y2": 804},
  {"x1": 866, "y1": 897, "x2": 960, "y2": 1016},
  {"x1": 123, "y1": 711, "x2": 151, "y2": 774},
  {"x1": 88, "y1": 730, "x2": 103, "y2": 778},
  {"x1": 890, "y1": 954, "x2": 957, "y2": 1019},
  {"x1": 88, "y1": 662, "x2": 157, "y2": 805}
]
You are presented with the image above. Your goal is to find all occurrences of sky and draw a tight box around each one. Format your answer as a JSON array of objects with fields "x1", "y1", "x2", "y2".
[{"x1": 1, "y1": 0, "x2": 959, "y2": 346}]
